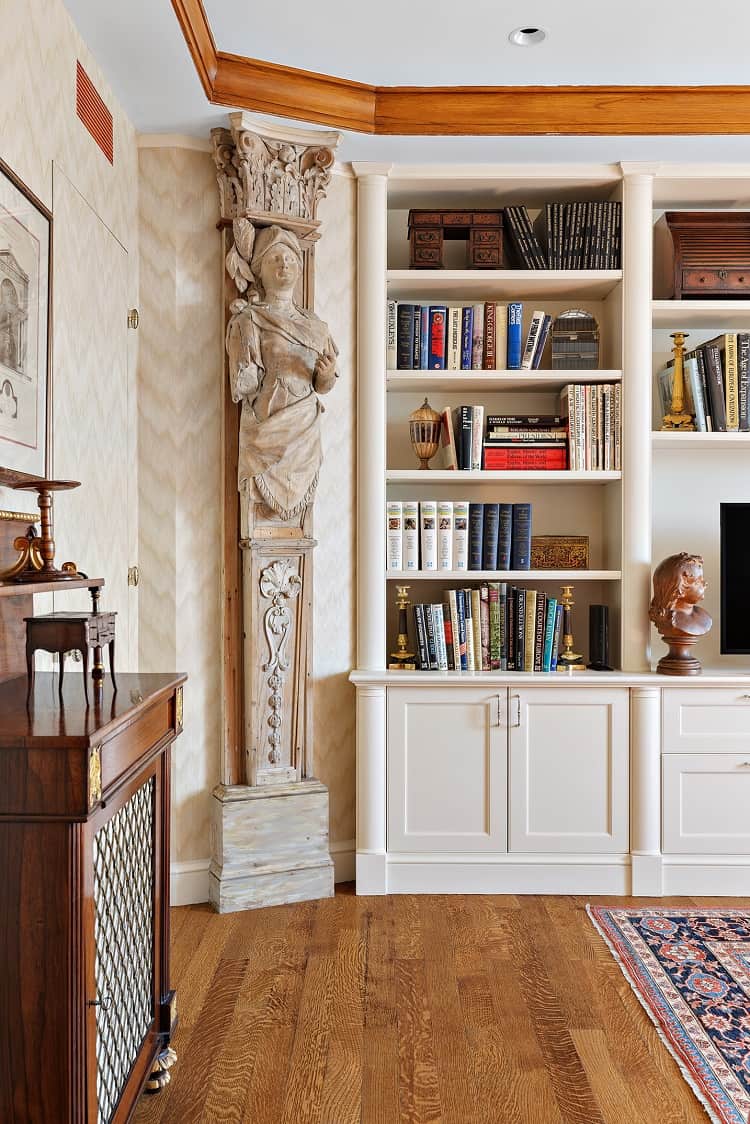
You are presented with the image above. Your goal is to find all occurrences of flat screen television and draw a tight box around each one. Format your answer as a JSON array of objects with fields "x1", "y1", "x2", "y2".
[{"x1": 720, "y1": 502, "x2": 750, "y2": 654}]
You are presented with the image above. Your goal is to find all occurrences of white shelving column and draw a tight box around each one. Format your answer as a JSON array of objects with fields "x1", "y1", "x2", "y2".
[
  {"x1": 352, "y1": 162, "x2": 391, "y2": 893},
  {"x1": 620, "y1": 164, "x2": 656, "y2": 670}
]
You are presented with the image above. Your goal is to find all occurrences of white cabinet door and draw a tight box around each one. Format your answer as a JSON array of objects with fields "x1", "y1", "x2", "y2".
[
  {"x1": 663, "y1": 753, "x2": 750, "y2": 854},
  {"x1": 663, "y1": 688, "x2": 750, "y2": 754},
  {"x1": 387, "y1": 687, "x2": 507, "y2": 853},
  {"x1": 509, "y1": 687, "x2": 629, "y2": 853}
]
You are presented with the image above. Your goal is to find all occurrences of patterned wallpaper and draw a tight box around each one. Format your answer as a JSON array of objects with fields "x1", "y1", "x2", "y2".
[{"x1": 137, "y1": 146, "x2": 224, "y2": 865}]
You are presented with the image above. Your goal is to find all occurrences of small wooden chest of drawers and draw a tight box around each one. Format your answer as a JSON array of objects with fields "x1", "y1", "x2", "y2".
[{"x1": 665, "y1": 211, "x2": 750, "y2": 299}]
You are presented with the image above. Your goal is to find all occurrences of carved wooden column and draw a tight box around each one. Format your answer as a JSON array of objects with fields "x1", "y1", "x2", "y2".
[{"x1": 208, "y1": 113, "x2": 341, "y2": 913}]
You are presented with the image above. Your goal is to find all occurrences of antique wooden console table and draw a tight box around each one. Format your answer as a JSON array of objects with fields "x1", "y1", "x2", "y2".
[{"x1": 0, "y1": 670, "x2": 185, "y2": 1123}]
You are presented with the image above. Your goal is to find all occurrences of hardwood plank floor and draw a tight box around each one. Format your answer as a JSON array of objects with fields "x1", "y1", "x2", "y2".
[{"x1": 134, "y1": 889, "x2": 748, "y2": 1123}]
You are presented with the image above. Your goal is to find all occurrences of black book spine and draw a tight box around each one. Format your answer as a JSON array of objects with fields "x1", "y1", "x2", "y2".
[
  {"x1": 703, "y1": 342, "x2": 727, "y2": 431},
  {"x1": 738, "y1": 332, "x2": 750, "y2": 431},
  {"x1": 516, "y1": 204, "x2": 547, "y2": 267},
  {"x1": 413, "y1": 604, "x2": 428, "y2": 669},
  {"x1": 612, "y1": 201, "x2": 622, "y2": 270},
  {"x1": 505, "y1": 206, "x2": 535, "y2": 268},
  {"x1": 397, "y1": 303, "x2": 415, "y2": 370},
  {"x1": 412, "y1": 305, "x2": 422, "y2": 370},
  {"x1": 482, "y1": 502, "x2": 500, "y2": 570},
  {"x1": 423, "y1": 602, "x2": 438, "y2": 670},
  {"x1": 469, "y1": 502, "x2": 485, "y2": 571},
  {"x1": 511, "y1": 503, "x2": 532, "y2": 570},
  {"x1": 459, "y1": 405, "x2": 473, "y2": 470},
  {"x1": 497, "y1": 503, "x2": 512, "y2": 571}
]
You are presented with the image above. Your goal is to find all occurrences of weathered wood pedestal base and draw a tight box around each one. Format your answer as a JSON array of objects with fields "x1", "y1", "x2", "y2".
[{"x1": 209, "y1": 779, "x2": 334, "y2": 913}]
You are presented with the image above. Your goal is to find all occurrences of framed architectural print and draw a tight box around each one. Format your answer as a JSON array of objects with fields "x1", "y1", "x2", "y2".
[{"x1": 0, "y1": 157, "x2": 51, "y2": 481}]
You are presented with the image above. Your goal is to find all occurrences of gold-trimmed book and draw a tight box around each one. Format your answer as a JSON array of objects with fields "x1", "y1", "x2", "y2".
[{"x1": 530, "y1": 535, "x2": 589, "y2": 570}]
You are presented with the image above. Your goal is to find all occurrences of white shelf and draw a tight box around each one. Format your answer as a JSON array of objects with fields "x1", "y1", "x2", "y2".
[
  {"x1": 386, "y1": 370, "x2": 622, "y2": 393},
  {"x1": 652, "y1": 431, "x2": 750, "y2": 448},
  {"x1": 387, "y1": 269, "x2": 622, "y2": 301},
  {"x1": 652, "y1": 300, "x2": 750, "y2": 329},
  {"x1": 386, "y1": 469, "x2": 621, "y2": 484},
  {"x1": 386, "y1": 569, "x2": 621, "y2": 582}
]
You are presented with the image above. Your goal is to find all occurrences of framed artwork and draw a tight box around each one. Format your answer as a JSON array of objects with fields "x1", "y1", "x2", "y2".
[{"x1": 0, "y1": 156, "x2": 51, "y2": 482}]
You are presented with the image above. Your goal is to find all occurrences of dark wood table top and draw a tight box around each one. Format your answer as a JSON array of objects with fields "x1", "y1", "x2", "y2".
[{"x1": 0, "y1": 672, "x2": 186, "y2": 748}]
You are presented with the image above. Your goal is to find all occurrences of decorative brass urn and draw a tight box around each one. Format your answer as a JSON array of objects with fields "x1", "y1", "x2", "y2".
[{"x1": 408, "y1": 397, "x2": 442, "y2": 470}]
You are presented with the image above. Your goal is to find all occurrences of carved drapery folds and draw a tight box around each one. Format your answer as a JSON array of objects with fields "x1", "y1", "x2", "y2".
[{"x1": 211, "y1": 116, "x2": 337, "y2": 224}]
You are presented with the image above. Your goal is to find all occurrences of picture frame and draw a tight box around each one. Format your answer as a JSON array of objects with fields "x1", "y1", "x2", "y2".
[{"x1": 0, "y1": 156, "x2": 51, "y2": 484}]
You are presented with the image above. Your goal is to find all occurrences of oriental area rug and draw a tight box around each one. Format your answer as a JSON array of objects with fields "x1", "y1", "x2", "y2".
[{"x1": 588, "y1": 907, "x2": 750, "y2": 1124}]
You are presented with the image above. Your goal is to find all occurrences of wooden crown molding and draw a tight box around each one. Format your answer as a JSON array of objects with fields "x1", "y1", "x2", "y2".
[{"x1": 172, "y1": 1, "x2": 750, "y2": 136}]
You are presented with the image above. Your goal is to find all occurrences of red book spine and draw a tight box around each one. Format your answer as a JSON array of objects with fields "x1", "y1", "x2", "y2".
[
  {"x1": 483, "y1": 447, "x2": 568, "y2": 470},
  {"x1": 483, "y1": 301, "x2": 496, "y2": 369}
]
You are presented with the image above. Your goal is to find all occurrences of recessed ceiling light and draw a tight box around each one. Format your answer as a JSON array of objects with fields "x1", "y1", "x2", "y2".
[{"x1": 508, "y1": 26, "x2": 546, "y2": 46}]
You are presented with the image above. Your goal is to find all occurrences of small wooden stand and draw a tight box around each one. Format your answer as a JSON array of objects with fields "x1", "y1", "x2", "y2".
[
  {"x1": 408, "y1": 209, "x2": 504, "y2": 269},
  {"x1": 10, "y1": 479, "x2": 82, "y2": 581},
  {"x1": 25, "y1": 610, "x2": 117, "y2": 704}
]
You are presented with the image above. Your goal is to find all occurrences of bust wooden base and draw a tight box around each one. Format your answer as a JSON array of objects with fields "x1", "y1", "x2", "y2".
[{"x1": 655, "y1": 630, "x2": 703, "y2": 675}]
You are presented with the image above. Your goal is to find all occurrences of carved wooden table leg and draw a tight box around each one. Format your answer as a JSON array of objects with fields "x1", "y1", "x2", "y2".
[
  {"x1": 108, "y1": 637, "x2": 117, "y2": 692},
  {"x1": 58, "y1": 649, "x2": 65, "y2": 697},
  {"x1": 81, "y1": 649, "x2": 89, "y2": 706},
  {"x1": 25, "y1": 640, "x2": 34, "y2": 701}
]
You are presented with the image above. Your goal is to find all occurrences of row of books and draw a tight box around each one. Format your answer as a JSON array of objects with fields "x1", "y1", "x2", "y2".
[
  {"x1": 656, "y1": 333, "x2": 750, "y2": 432},
  {"x1": 411, "y1": 584, "x2": 564, "y2": 672},
  {"x1": 390, "y1": 301, "x2": 550, "y2": 371},
  {"x1": 505, "y1": 202, "x2": 622, "y2": 271},
  {"x1": 560, "y1": 383, "x2": 621, "y2": 471},
  {"x1": 442, "y1": 409, "x2": 570, "y2": 471},
  {"x1": 387, "y1": 500, "x2": 532, "y2": 572}
]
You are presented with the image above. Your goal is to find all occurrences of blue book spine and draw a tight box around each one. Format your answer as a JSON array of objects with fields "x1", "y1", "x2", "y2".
[
  {"x1": 428, "y1": 306, "x2": 447, "y2": 369},
  {"x1": 419, "y1": 306, "x2": 429, "y2": 370},
  {"x1": 482, "y1": 503, "x2": 500, "y2": 570},
  {"x1": 542, "y1": 597, "x2": 557, "y2": 672},
  {"x1": 460, "y1": 306, "x2": 474, "y2": 370},
  {"x1": 510, "y1": 503, "x2": 532, "y2": 570},
  {"x1": 550, "y1": 603, "x2": 564, "y2": 671},
  {"x1": 507, "y1": 302, "x2": 523, "y2": 369},
  {"x1": 469, "y1": 503, "x2": 485, "y2": 571},
  {"x1": 456, "y1": 589, "x2": 468, "y2": 670},
  {"x1": 497, "y1": 503, "x2": 513, "y2": 570},
  {"x1": 396, "y1": 303, "x2": 416, "y2": 370}
]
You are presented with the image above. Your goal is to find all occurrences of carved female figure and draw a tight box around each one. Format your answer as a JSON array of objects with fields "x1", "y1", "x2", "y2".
[
  {"x1": 649, "y1": 552, "x2": 712, "y2": 674},
  {"x1": 226, "y1": 224, "x2": 338, "y2": 520}
]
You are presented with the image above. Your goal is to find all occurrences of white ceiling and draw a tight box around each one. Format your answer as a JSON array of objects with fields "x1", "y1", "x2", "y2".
[{"x1": 63, "y1": 0, "x2": 750, "y2": 164}]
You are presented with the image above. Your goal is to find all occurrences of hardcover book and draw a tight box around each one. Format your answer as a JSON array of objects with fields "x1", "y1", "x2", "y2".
[
  {"x1": 403, "y1": 500, "x2": 419, "y2": 570},
  {"x1": 460, "y1": 306, "x2": 474, "y2": 370},
  {"x1": 386, "y1": 500, "x2": 403, "y2": 570},
  {"x1": 386, "y1": 300, "x2": 397, "y2": 369},
  {"x1": 428, "y1": 306, "x2": 448, "y2": 370},
  {"x1": 437, "y1": 500, "x2": 453, "y2": 570},
  {"x1": 453, "y1": 501, "x2": 470, "y2": 571},
  {"x1": 507, "y1": 303, "x2": 523, "y2": 369},
  {"x1": 511, "y1": 503, "x2": 532, "y2": 570},
  {"x1": 420, "y1": 500, "x2": 438, "y2": 570}
]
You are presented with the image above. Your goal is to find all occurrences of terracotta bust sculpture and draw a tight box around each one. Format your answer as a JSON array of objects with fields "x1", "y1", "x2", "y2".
[
  {"x1": 226, "y1": 224, "x2": 338, "y2": 521},
  {"x1": 649, "y1": 552, "x2": 712, "y2": 674}
]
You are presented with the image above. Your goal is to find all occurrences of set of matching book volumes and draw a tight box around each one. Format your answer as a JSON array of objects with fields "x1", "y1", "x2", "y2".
[
  {"x1": 656, "y1": 333, "x2": 750, "y2": 432},
  {"x1": 505, "y1": 201, "x2": 622, "y2": 271},
  {"x1": 560, "y1": 383, "x2": 621, "y2": 471},
  {"x1": 412, "y1": 584, "x2": 564, "y2": 673},
  {"x1": 390, "y1": 301, "x2": 550, "y2": 371},
  {"x1": 387, "y1": 500, "x2": 532, "y2": 572}
]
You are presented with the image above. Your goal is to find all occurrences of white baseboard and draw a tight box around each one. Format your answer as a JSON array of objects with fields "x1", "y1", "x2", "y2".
[
  {"x1": 170, "y1": 859, "x2": 210, "y2": 906},
  {"x1": 381, "y1": 853, "x2": 631, "y2": 895},
  {"x1": 662, "y1": 856, "x2": 750, "y2": 895},
  {"x1": 171, "y1": 839, "x2": 355, "y2": 907}
]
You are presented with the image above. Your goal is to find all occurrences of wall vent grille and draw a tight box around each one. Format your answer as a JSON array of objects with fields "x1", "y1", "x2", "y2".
[{"x1": 76, "y1": 61, "x2": 113, "y2": 164}]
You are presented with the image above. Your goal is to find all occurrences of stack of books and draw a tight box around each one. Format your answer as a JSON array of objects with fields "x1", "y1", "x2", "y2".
[
  {"x1": 656, "y1": 332, "x2": 750, "y2": 432},
  {"x1": 390, "y1": 301, "x2": 551, "y2": 371},
  {"x1": 483, "y1": 414, "x2": 568, "y2": 471},
  {"x1": 386, "y1": 500, "x2": 532, "y2": 571},
  {"x1": 411, "y1": 583, "x2": 564, "y2": 672}
]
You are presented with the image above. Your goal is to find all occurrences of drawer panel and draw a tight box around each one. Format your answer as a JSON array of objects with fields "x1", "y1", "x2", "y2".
[
  {"x1": 100, "y1": 697, "x2": 172, "y2": 794},
  {"x1": 662, "y1": 688, "x2": 750, "y2": 753},
  {"x1": 681, "y1": 267, "x2": 750, "y2": 293},
  {"x1": 663, "y1": 753, "x2": 750, "y2": 854}
]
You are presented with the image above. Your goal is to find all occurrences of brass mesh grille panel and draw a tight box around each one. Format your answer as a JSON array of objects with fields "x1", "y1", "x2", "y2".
[{"x1": 93, "y1": 777, "x2": 155, "y2": 1123}]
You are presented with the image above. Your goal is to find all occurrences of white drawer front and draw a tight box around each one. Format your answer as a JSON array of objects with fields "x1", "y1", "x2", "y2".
[
  {"x1": 663, "y1": 753, "x2": 750, "y2": 854},
  {"x1": 663, "y1": 688, "x2": 750, "y2": 753}
]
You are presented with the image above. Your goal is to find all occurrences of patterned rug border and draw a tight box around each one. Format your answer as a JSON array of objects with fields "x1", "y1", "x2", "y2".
[{"x1": 587, "y1": 905, "x2": 750, "y2": 1124}]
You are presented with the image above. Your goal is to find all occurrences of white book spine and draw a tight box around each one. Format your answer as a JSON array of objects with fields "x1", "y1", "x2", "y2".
[
  {"x1": 614, "y1": 383, "x2": 622, "y2": 471},
  {"x1": 453, "y1": 501, "x2": 470, "y2": 571},
  {"x1": 432, "y1": 605, "x2": 449, "y2": 670},
  {"x1": 437, "y1": 500, "x2": 453, "y2": 570},
  {"x1": 386, "y1": 500, "x2": 403, "y2": 570},
  {"x1": 464, "y1": 595, "x2": 476, "y2": 671},
  {"x1": 495, "y1": 303, "x2": 507, "y2": 369},
  {"x1": 447, "y1": 306, "x2": 462, "y2": 370},
  {"x1": 470, "y1": 405, "x2": 484, "y2": 470},
  {"x1": 386, "y1": 300, "x2": 397, "y2": 369},
  {"x1": 403, "y1": 500, "x2": 419, "y2": 570},
  {"x1": 420, "y1": 500, "x2": 438, "y2": 571},
  {"x1": 521, "y1": 309, "x2": 545, "y2": 370}
]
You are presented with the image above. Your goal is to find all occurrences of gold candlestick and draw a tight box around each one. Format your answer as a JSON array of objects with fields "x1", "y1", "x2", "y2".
[
  {"x1": 661, "y1": 331, "x2": 695, "y2": 431},
  {"x1": 389, "y1": 585, "x2": 416, "y2": 670},
  {"x1": 556, "y1": 584, "x2": 586, "y2": 672}
]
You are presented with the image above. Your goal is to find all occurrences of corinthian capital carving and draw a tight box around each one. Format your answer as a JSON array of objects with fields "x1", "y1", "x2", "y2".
[{"x1": 211, "y1": 112, "x2": 341, "y2": 223}]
